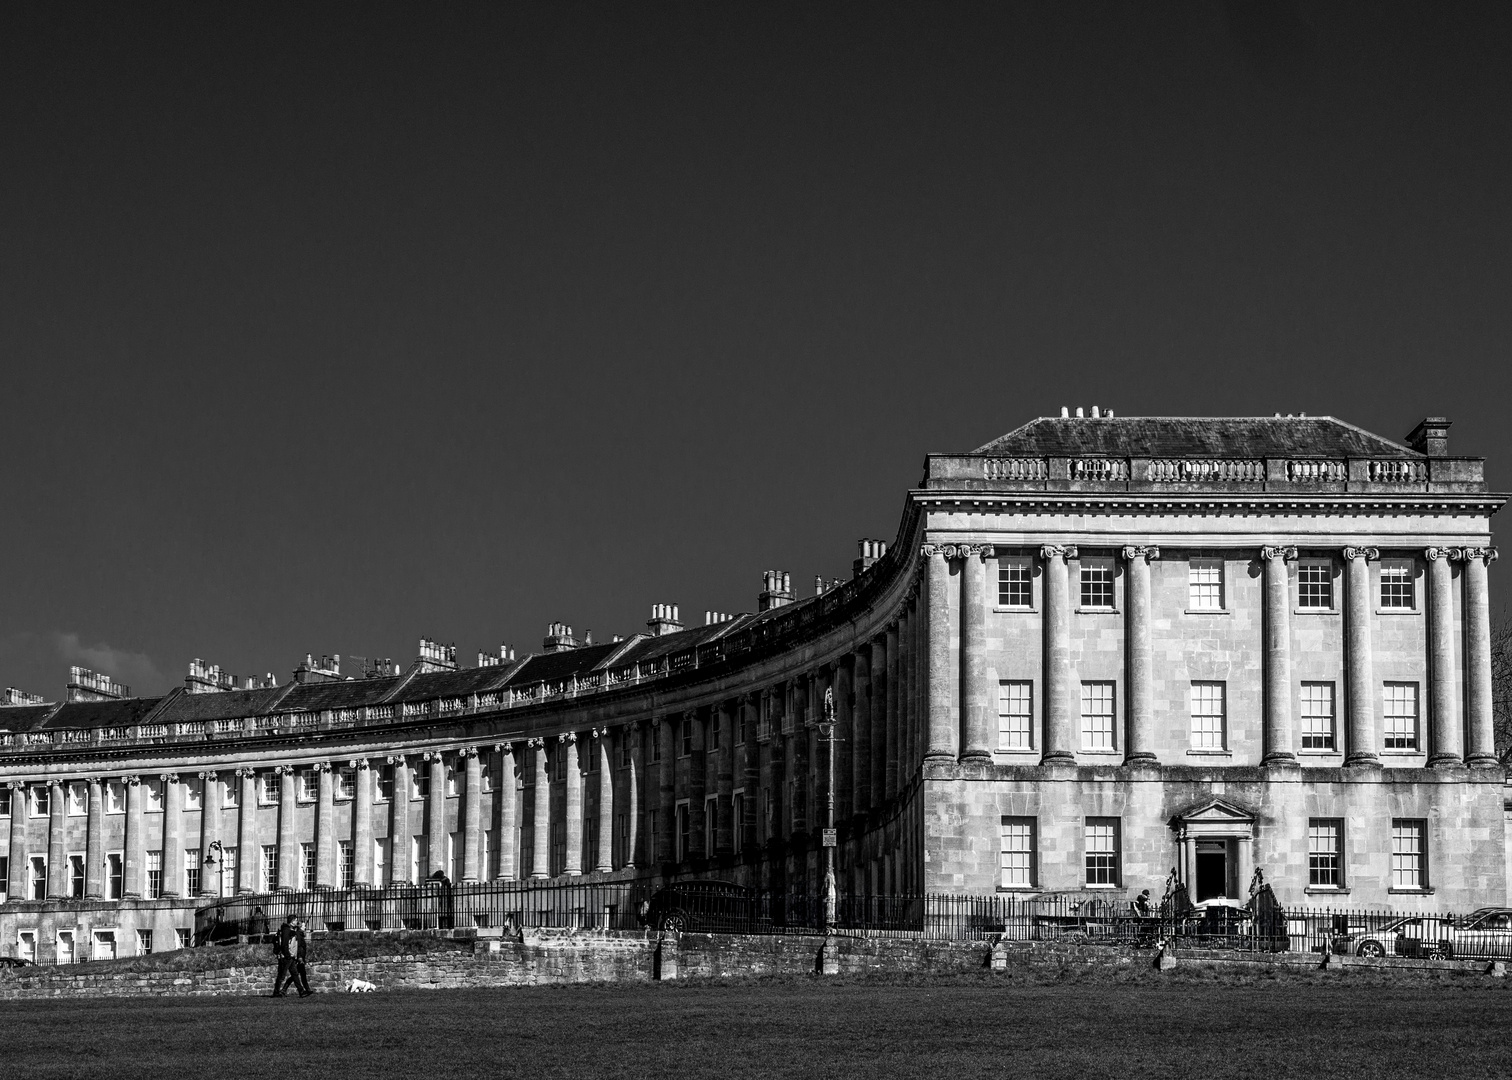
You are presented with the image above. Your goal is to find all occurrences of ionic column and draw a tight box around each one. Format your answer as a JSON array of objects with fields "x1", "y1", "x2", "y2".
[
  {"x1": 882, "y1": 625, "x2": 901, "y2": 792},
  {"x1": 870, "y1": 640, "x2": 888, "y2": 803},
  {"x1": 123, "y1": 776, "x2": 144, "y2": 898},
  {"x1": 624, "y1": 724, "x2": 641, "y2": 869},
  {"x1": 1122, "y1": 546, "x2": 1158, "y2": 762},
  {"x1": 315, "y1": 763, "x2": 336, "y2": 888},
  {"x1": 198, "y1": 770, "x2": 221, "y2": 897},
  {"x1": 236, "y1": 769, "x2": 257, "y2": 893},
  {"x1": 851, "y1": 650, "x2": 872, "y2": 811},
  {"x1": 6, "y1": 783, "x2": 25, "y2": 899},
  {"x1": 389, "y1": 756, "x2": 411, "y2": 884},
  {"x1": 906, "y1": 591, "x2": 921, "y2": 775},
  {"x1": 531, "y1": 739, "x2": 551, "y2": 878},
  {"x1": 85, "y1": 778, "x2": 104, "y2": 899},
  {"x1": 159, "y1": 774, "x2": 183, "y2": 897},
  {"x1": 961, "y1": 545, "x2": 993, "y2": 761},
  {"x1": 688, "y1": 710, "x2": 709, "y2": 854},
  {"x1": 1463, "y1": 547, "x2": 1499, "y2": 767},
  {"x1": 924, "y1": 545, "x2": 956, "y2": 760},
  {"x1": 656, "y1": 717, "x2": 675, "y2": 864},
  {"x1": 595, "y1": 730, "x2": 615, "y2": 872},
  {"x1": 277, "y1": 766, "x2": 297, "y2": 890},
  {"x1": 352, "y1": 760, "x2": 374, "y2": 887},
  {"x1": 461, "y1": 748, "x2": 482, "y2": 882},
  {"x1": 563, "y1": 733, "x2": 583, "y2": 876},
  {"x1": 496, "y1": 744, "x2": 518, "y2": 881},
  {"x1": 427, "y1": 752, "x2": 447, "y2": 879},
  {"x1": 46, "y1": 781, "x2": 66, "y2": 898},
  {"x1": 1261, "y1": 546, "x2": 1298, "y2": 765},
  {"x1": 1427, "y1": 547, "x2": 1463, "y2": 767},
  {"x1": 1343, "y1": 547, "x2": 1380, "y2": 766},
  {"x1": 834, "y1": 663, "x2": 854, "y2": 820},
  {"x1": 1041, "y1": 545, "x2": 1076, "y2": 762}
]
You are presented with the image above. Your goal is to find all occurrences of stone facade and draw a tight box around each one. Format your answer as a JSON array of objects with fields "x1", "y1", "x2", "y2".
[{"x1": 0, "y1": 412, "x2": 1506, "y2": 964}]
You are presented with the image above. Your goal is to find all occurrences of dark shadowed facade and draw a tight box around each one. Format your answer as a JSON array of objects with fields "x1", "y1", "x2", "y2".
[{"x1": 1, "y1": 413, "x2": 1505, "y2": 962}]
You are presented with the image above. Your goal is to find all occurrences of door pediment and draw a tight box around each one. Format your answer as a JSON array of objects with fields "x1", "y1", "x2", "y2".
[{"x1": 1171, "y1": 797, "x2": 1256, "y2": 838}]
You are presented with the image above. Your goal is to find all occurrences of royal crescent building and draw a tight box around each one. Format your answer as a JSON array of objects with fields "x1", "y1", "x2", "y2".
[{"x1": 0, "y1": 412, "x2": 1506, "y2": 962}]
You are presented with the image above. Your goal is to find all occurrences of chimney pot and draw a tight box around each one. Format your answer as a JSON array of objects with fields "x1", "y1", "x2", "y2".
[{"x1": 1405, "y1": 416, "x2": 1451, "y2": 457}]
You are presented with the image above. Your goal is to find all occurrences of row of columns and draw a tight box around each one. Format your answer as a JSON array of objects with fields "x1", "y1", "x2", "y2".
[{"x1": 918, "y1": 541, "x2": 1498, "y2": 767}]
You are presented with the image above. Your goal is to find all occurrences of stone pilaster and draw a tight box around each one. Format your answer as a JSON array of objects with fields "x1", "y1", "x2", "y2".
[
  {"x1": 1041, "y1": 544, "x2": 1076, "y2": 762},
  {"x1": 46, "y1": 781, "x2": 66, "y2": 898},
  {"x1": 961, "y1": 545, "x2": 993, "y2": 762},
  {"x1": 85, "y1": 778, "x2": 104, "y2": 899},
  {"x1": 563, "y1": 733, "x2": 583, "y2": 876},
  {"x1": 595, "y1": 729, "x2": 615, "y2": 872},
  {"x1": 924, "y1": 545, "x2": 955, "y2": 760},
  {"x1": 1462, "y1": 547, "x2": 1499, "y2": 766},
  {"x1": 277, "y1": 766, "x2": 297, "y2": 890},
  {"x1": 236, "y1": 768, "x2": 257, "y2": 893},
  {"x1": 1261, "y1": 546, "x2": 1298, "y2": 765},
  {"x1": 123, "y1": 775, "x2": 144, "y2": 898},
  {"x1": 198, "y1": 770, "x2": 220, "y2": 896},
  {"x1": 531, "y1": 738, "x2": 551, "y2": 879},
  {"x1": 6, "y1": 783, "x2": 25, "y2": 900},
  {"x1": 1343, "y1": 547, "x2": 1380, "y2": 766},
  {"x1": 427, "y1": 752, "x2": 447, "y2": 879},
  {"x1": 315, "y1": 762, "x2": 336, "y2": 888},
  {"x1": 352, "y1": 760, "x2": 373, "y2": 887},
  {"x1": 1426, "y1": 547, "x2": 1462, "y2": 767},
  {"x1": 461, "y1": 748, "x2": 482, "y2": 882},
  {"x1": 1121, "y1": 546, "x2": 1159, "y2": 762}
]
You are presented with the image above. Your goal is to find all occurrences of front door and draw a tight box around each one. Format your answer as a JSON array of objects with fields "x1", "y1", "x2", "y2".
[{"x1": 1195, "y1": 841, "x2": 1228, "y2": 901}]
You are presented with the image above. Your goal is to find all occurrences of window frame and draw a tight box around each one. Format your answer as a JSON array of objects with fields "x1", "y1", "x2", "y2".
[
  {"x1": 1077, "y1": 558, "x2": 1117, "y2": 611},
  {"x1": 998, "y1": 680, "x2": 1034, "y2": 751},
  {"x1": 1079, "y1": 681, "x2": 1117, "y2": 752},
  {"x1": 1378, "y1": 558, "x2": 1417, "y2": 612},
  {"x1": 1307, "y1": 818, "x2": 1344, "y2": 889},
  {"x1": 1187, "y1": 557, "x2": 1226, "y2": 612},
  {"x1": 1084, "y1": 818, "x2": 1121, "y2": 889},
  {"x1": 1390, "y1": 819, "x2": 1428, "y2": 891},
  {"x1": 1296, "y1": 557, "x2": 1336, "y2": 611},
  {"x1": 1382, "y1": 682, "x2": 1420, "y2": 751},
  {"x1": 997, "y1": 557, "x2": 1035, "y2": 609},
  {"x1": 1299, "y1": 681, "x2": 1336, "y2": 752},
  {"x1": 1189, "y1": 681, "x2": 1227, "y2": 752},
  {"x1": 1000, "y1": 816, "x2": 1037, "y2": 890}
]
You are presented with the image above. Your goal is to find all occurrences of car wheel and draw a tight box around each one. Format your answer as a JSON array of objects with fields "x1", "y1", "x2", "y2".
[
  {"x1": 661, "y1": 911, "x2": 687, "y2": 933},
  {"x1": 1356, "y1": 941, "x2": 1386, "y2": 959}
]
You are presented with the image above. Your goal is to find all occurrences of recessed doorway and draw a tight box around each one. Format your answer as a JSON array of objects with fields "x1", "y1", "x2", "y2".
[{"x1": 1195, "y1": 840, "x2": 1229, "y2": 901}]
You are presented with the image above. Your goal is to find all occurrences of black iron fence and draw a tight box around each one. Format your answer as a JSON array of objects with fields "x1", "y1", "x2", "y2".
[{"x1": 189, "y1": 882, "x2": 1512, "y2": 965}]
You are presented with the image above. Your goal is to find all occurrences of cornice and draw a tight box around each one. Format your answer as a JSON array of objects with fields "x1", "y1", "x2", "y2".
[{"x1": 911, "y1": 489, "x2": 1508, "y2": 516}]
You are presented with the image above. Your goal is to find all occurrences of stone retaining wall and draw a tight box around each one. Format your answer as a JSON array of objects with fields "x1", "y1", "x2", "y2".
[{"x1": 0, "y1": 930, "x2": 1503, "y2": 999}]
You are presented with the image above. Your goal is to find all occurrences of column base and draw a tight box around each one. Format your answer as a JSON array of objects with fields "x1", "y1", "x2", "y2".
[
  {"x1": 594, "y1": 864, "x2": 614, "y2": 874},
  {"x1": 1041, "y1": 751, "x2": 1076, "y2": 764},
  {"x1": 959, "y1": 750, "x2": 992, "y2": 764},
  {"x1": 1261, "y1": 752, "x2": 1299, "y2": 768},
  {"x1": 1123, "y1": 752, "x2": 1158, "y2": 764},
  {"x1": 923, "y1": 750, "x2": 955, "y2": 762},
  {"x1": 1342, "y1": 753, "x2": 1380, "y2": 769},
  {"x1": 1466, "y1": 753, "x2": 1502, "y2": 768},
  {"x1": 1427, "y1": 754, "x2": 1465, "y2": 770}
]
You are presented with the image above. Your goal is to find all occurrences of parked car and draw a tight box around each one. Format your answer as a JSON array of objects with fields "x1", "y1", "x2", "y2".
[
  {"x1": 1333, "y1": 915, "x2": 1454, "y2": 959},
  {"x1": 638, "y1": 880, "x2": 773, "y2": 933},
  {"x1": 1442, "y1": 908, "x2": 1512, "y2": 960},
  {"x1": 0, "y1": 956, "x2": 36, "y2": 969}
]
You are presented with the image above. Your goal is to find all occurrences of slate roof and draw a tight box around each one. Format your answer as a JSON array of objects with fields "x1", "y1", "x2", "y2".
[
  {"x1": 36, "y1": 696, "x2": 166, "y2": 731},
  {"x1": 506, "y1": 642, "x2": 628, "y2": 685},
  {"x1": 385, "y1": 664, "x2": 519, "y2": 705},
  {"x1": 972, "y1": 416, "x2": 1421, "y2": 459},
  {"x1": 274, "y1": 677, "x2": 404, "y2": 713},
  {"x1": 152, "y1": 685, "x2": 291, "y2": 724},
  {"x1": 0, "y1": 704, "x2": 59, "y2": 733}
]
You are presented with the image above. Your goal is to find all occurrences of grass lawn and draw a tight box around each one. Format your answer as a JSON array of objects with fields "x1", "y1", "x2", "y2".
[{"x1": 2, "y1": 969, "x2": 1508, "y2": 1079}]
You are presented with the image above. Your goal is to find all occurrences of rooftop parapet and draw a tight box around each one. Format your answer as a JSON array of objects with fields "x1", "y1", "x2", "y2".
[{"x1": 66, "y1": 666, "x2": 129, "y2": 702}]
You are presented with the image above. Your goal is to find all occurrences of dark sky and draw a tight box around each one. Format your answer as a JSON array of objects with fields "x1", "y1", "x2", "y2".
[{"x1": 3, "y1": 2, "x2": 1510, "y2": 700}]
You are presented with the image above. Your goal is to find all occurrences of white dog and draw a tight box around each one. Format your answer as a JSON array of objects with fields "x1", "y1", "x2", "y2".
[{"x1": 346, "y1": 978, "x2": 377, "y2": 993}]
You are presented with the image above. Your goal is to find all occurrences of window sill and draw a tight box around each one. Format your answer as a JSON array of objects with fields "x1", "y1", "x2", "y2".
[
  {"x1": 1388, "y1": 888, "x2": 1435, "y2": 896},
  {"x1": 996, "y1": 886, "x2": 1041, "y2": 894},
  {"x1": 1186, "y1": 749, "x2": 1231, "y2": 756},
  {"x1": 1304, "y1": 886, "x2": 1351, "y2": 895},
  {"x1": 1084, "y1": 883, "x2": 1119, "y2": 890},
  {"x1": 1294, "y1": 608, "x2": 1339, "y2": 615},
  {"x1": 1298, "y1": 749, "x2": 1340, "y2": 756},
  {"x1": 1380, "y1": 750, "x2": 1423, "y2": 757},
  {"x1": 1078, "y1": 750, "x2": 1121, "y2": 757},
  {"x1": 1376, "y1": 608, "x2": 1420, "y2": 616},
  {"x1": 1184, "y1": 608, "x2": 1231, "y2": 615},
  {"x1": 994, "y1": 606, "x2": 1037, "y2": 614},
  {"x1": 1075, "y1": 607, "x2": 1120, "y2": 615}
]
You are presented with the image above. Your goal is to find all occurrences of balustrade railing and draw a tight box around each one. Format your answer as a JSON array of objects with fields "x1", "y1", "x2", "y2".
[
  {"x1": 1369, "y1": 459, "x2": 1428, "y2": 483},
  {"x1": 1286, "y1": 459, "x2": 1348, "y2": 482},
  {"x1": 1148, "y1": 458, "x2": 1265, "y2": 482},
  {"x1": 983, "y1": 457, "x2": 1048, "y2": 481}
]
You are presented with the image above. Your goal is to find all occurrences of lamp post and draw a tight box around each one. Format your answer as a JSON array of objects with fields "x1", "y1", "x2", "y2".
[
  {"x1": 204, "y1": 840, "x2": 225, "y2": 898},
  {"x1": 819, "y1": 687, "x2": 840, "y2": 932}
]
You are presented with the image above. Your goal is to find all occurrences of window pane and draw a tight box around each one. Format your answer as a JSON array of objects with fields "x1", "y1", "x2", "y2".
[
  {"x1": 1308, "y1": 820, "x2": 1341, "y2": 887},
  {"x1": 998, "y1": 681, "x2": 1033, "y2": 750},
  {"x1": 1080, "y1": 682, "x2": 1115, "y2": 750},
  {"x1": 1300, "y1": 682, "x2": 1335, "y2": 750},
  {"x1": 999, "y1": 561, "x2": 1032, "y2": 607},
  {"x1": 1391, "y1": 820, "x2": 1424, "y2": 889},
  {"x1": 1189, "y1": 559, "x2": 1223, "y2": 610},
  {"x1": 1000, "y1": 818, "x2": 1035, "y2": 887},
  {"x1": 1190, "y1": 682, "x2": 1226, "y2": 749},
  {"x1": 1085, "y1": 819, "x2": 1119, "y2": 887},
  {"x1": 1383, "y1": 683, "x2": 1419, "y2": 749},
  {"x1": 1080, "y1": 563, "x2": 1114, "y2": 608},
  {"x1": 1298, "y1": 561, "x2": 1333, "y2": 608},
  {"x1": 1380, "y1": 562, "x2": 1414, "y2": 609}
]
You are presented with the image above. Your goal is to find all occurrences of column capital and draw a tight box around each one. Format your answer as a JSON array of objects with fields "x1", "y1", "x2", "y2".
[
  {"x1": 649, "y1": 715, "x2": 663, "y2": 730},
  {"x1": 385, "y1": 754, "x2": 407, "y2": 766},
  {"x1": 590, "y1": 727, "x2": 606, "y2": 741},
  {"x1": 312, "y1": 761, "x2": 332, "y2": 773},
  {"x1": 161, "y1": 773, "x2": 179, "y2": 784},
  {"x1": 622, "y1": 718, "x2": 643, "y2": 733},
  {"x1": 350, "y1": 758, "x2": 370, "y2": 770},
  {"x1": 1040, "y1": 544, "x2": 1077, "y2": 561},
  {"x1": 493, "y1": 741, "x2": 514, "y2": 754},
  {"x1": 197, "y1": 770, "x2": 217, "y2": 781},
  {"x1": 456, "y1": 745, "x2": 479, "y2": 759},
  {"x1": 422, "y1": 749, "x2": 442, "y2": 761},
  {"x1": 120, "y1": 775, "x2": 140, "y2": 786},
  {"x1": 527, "y1": 737, "x2": 545, "y2": 749},
  {"x1": 272, "y1": 764, "x2": 293, "y2": 775},
  {"x1": 48, "y1": 777, "x2": 65, "y2": 790},
  {"x1": 919, "y1": 543, "x2": 942, "y2": 558},
  {"x1": 1260, "y1": 545, "x2": 1297, "y2": 562},
  {"x1": 234, "y1": 766, "x2": 256, "y2": 779},
  {"x1": 6, "y1": 779, "x2": 25, "y2": 790},
  {"x1": 1456, "y1": 546, "x2": 1498, "y2": 564},
  {"x1": 1121, "y1": 545, "x2": 1160, "y2": 563},
  {"x1": 559, "y1": 730, "x2": 578, "y2": 745},
  {"x1": 1425, "y1": 546, "x2": 1455, "y2": 562},
  {"x1": 1342, "y1": 546, "x2": 1379, "y2": 562}
]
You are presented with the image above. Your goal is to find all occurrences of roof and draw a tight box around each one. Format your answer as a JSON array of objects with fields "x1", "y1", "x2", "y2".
[
  {"x1": 385, "y1": 665, "x2": 518, "y2": 705},
  {"x1": 506, "y1": 642, "x2": 627, "y2": 686},
  {"x1": 36, "y1": 697, "x2": 165, "y2": 731},
  {"x1": 0, "y1": 704, "x2": 58, "y2": 733},
  {"x1": 273, "y1": 677, "x2": 404, "y2": 714},
  {"x1": 151, "y1": 685, "x2": 291, "y2": 725},
  {"x1": 971, "y1": 416, "x2": 1421, "y2": 459}
]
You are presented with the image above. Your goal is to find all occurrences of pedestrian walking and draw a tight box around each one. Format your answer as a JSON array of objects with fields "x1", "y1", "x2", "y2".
[
  {"x1": 277, "y1": 918, "x2": 314, "y2": 998},
  {"x1": 271, "y1": 915, "x2": 298, "y2": 997}
]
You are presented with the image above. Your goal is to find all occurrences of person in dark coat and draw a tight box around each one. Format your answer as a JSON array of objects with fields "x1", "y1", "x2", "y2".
[
  {"x1": 248, "y1": 906, "x2": 270, "y2": 943},
  {"x1": 271, "y1": 915, "x2": 298, "y2": 997},
  {"x1": 276, "y1": 918, "x2": 313, "y2": 998}
]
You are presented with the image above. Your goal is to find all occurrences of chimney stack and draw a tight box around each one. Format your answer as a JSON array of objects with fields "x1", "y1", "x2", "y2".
[
  {"x1": 853, "y1": 538, "x2": 887, "y2": 578},
  {"x1": 2, "y1": 687, "x2": 46, "y2": 707},
  {"x1": 543, "y1": 622, "x2": 581, "y2": 652},
  {"x1": 704, "y1": 610, "x2": 733, "y2": 626},
  {"x1": 293, "y1": 653, "x2": 346, "y2": 684},
  {"x1": 66, "y1": 666, "x2": 129, "y2": 702},
  {"x1": 1405, "y1": 417, "x2": 1451, "y2": 457},
  {"x1": 647, "y1": 604, "x2": 683, "y2": 637},
  {"x1": 477, "y1": 644, "x2": 516, "y2": 668},
  {"x1": 758, "y1": 570, "x2": 794, "y2": 611},
  {"x1": 186, "y1": 659, "x2": 240, "y2": 694}
]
